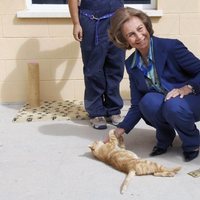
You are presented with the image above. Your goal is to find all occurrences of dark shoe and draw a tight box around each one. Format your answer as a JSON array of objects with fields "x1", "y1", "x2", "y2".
[
  {"x1": 150, "y1": 146, "x2": 167, "y2": 156},
  {"x1": 183, "y1": 150, "x2": 199, "y2": 162}
]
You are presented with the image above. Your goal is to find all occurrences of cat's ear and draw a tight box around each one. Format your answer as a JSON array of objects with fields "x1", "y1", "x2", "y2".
[{"x1": 88, "y1": 144, "x2": 94, "y2": 151}]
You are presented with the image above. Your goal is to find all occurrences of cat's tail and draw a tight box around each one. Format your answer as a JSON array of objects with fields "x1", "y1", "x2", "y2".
[{"x1": 120, "y1": 170, "x2": 135, "y2": 194}]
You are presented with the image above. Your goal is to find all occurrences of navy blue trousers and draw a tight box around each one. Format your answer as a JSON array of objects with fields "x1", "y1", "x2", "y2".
[
  {"x1": 139, "y1": 92, "x2": 200, "y2": 152},
  {"x1": 79, "y1": 1, "x2": 125, "y2": 118}
]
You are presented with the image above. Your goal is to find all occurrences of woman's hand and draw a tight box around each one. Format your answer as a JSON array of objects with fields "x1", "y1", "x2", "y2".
[
  {"x1": 165, "y1": 85, "x2": 193, "y2": 101},
  {"x1": 114, "y1": 128, "x2": 125, "y2": 139},
  {"x1": 103, "y1": 128, "x2": 125, "y2": 143}
]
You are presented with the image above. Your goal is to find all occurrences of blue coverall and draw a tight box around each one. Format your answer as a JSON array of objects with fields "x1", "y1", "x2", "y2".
[{"x1": 79, "y1": 0, "x2": 125, "y2": 118}]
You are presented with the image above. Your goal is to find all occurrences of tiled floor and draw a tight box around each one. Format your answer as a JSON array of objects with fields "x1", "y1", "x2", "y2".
[{"x1": 0, "y1": 103, "x2": 200, "y2": 200}]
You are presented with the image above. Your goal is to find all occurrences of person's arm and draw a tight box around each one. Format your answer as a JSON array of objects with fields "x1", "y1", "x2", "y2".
[
  {"x1": 68, "y1": 0, "x2": 83, "y2": 41},
  {"x1": 165, "y1": 39, "x2": 200, "y2": 101}
]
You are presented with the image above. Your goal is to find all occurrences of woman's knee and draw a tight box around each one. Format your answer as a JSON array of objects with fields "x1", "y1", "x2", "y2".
[
  {"x1": 139, "y1": 93, "x2": 164, "y2": 115},
  {"x1": 162, "y1": 98, "x2": 193, "y2": 121}
]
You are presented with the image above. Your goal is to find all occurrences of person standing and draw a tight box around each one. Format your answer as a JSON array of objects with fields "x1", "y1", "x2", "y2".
[{"x1": 68, "y1": 0, "x2": 125, "y2": 129}]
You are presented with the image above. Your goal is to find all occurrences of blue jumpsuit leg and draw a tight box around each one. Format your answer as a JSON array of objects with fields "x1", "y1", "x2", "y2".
[
  {"x1": 79, "y1": 1, "x2": 124, "y2": 118},
  {"x1": 139, "y1": 93, "x2": 176, "y2": 149},
  {"x1": 82, "y1": 43, "x2": 108, "y2": 118},
  {"x1": 81, "y1": 38, "x2": 124, "y2": 118},
  {"x1": 103, "y1": 41, "x2": 125, "y2": 116}
]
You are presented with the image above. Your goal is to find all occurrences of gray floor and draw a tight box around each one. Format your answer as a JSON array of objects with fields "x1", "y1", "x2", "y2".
[{"x1": 0, "y1": 103, "x2": 200, "y2": 200}]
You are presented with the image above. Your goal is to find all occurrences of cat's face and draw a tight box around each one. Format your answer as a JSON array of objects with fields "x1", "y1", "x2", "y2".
[
  {"x1": 88, "y1": 140, "x2": 111, "y2": 160},
  {"x1": 88, "y1": 141, "x2": 104, "y2": 153}
]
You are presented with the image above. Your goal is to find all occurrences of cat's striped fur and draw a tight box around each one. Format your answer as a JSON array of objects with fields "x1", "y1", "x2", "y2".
[{"x1": 89, "y1": 129, "x2": 181, "y2": 194}]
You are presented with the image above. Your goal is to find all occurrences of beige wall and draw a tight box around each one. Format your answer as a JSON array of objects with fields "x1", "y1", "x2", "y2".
[{"x1": 0, "y1": 0, "x2": 200, "y2": 103}]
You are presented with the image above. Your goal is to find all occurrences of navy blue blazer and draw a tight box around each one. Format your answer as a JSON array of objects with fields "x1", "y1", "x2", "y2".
[{"x1": 119, "y1": 36, "x2": 200, "y2": 133}]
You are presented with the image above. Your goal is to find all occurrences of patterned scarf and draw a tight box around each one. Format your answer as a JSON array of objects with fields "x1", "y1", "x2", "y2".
[{"x1": 131, "y1": 38, "x2": 167, "y2": 94}]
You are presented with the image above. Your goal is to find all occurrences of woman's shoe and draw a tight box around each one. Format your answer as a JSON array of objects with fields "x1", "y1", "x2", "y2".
[
  {"x1": 183, "y1": 150, "x2": 199, "y2": 162},
  {"x1": 150, "y1": 146, "x2": 167, "y2": 156}
]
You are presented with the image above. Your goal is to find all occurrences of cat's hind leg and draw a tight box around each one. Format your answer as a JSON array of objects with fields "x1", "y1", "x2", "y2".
[{"x1": 120, "y1": 170, "x2": 135, "y2": 194}]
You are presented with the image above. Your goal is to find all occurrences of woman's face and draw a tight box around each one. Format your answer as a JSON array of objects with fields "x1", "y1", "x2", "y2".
[{"x1": 122, "y1": 16, "x2": 150, "y2": 56}]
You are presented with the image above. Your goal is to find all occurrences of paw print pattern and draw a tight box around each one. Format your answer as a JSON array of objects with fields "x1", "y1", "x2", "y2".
[{"x1": 13, "y1": 100, "x2": 89, "y2": 122}]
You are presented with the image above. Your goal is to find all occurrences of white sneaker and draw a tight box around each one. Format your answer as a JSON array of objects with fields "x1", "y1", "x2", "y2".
[
  {"x1": 110, "y1": 114, "x2": 123, "y2": 126},
  {"x1": 90, "y1": 117, "x2": 107, "y2": 129}
]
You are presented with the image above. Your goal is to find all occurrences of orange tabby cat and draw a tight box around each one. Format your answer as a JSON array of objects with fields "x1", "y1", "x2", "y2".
[{"x1": 88, "y1": 129, "x2": 181, "y2": 194}]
